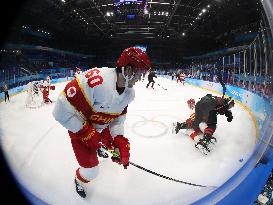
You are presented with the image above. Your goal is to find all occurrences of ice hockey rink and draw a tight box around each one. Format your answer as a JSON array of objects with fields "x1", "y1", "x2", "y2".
[{"x1": 0, "y1": 76, "x2": 256, "y2": 205}]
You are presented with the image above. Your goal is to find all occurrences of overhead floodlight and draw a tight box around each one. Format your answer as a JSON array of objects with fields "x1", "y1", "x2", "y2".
[
  {"x1": 182, "y1": 32, "x2": 186, "y2": 36},
  {"x1": 207, "y1": 5, "x2": 210, "y2": 8},
  {"x1": 61, "y1": 0, "x2": 65, "y2": 3},
  {"x1": 144, "y1": 9, "x2": 149, "y2": 14},
  {"x1": 202, "y1": 9, "x2": 206, "y2": 13},
  {"x1": 106, "y1": 12, "x2": 110, "y2": 16}
]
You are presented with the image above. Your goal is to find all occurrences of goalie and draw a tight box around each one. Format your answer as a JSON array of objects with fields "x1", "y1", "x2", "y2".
[
  {"x1": 172, "y1": 94, "x2": 235, "y2": 155},
  {"x1": 25, "y1": 81, "x2": 43, "y2": 108}
]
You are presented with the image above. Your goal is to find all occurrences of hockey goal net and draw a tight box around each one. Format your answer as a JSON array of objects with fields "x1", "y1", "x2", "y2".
[{"x1": 25, "y1": 81, "x2": 44, "y2": 108}]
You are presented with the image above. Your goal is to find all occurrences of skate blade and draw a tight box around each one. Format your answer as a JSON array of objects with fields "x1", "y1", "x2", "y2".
[
  {"x1": 207, "y1": 142, "x2": 216, "y2": 152},
  {"x1": 97, "y1": 150, "x2": 109, "y2": 158},
  {"x1": 195, "y1": 144, "x2": 209, "y2": 155},
  {"x1": 99, "y1": 153, "x2": 109, "y2": 158}
]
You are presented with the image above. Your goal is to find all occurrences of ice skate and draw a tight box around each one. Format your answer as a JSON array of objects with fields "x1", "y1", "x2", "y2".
[
  {"x1": 97, "y1": 147, "x2": 109, "y2": 158},
  {"x1": 195, "y1": 139, "x2": 210, "y2": 155},
  {"x1": 195, "y1": 136, "x2": 217, "y2": 155},
  {"x1": 172, "y1": 122, "x2": 187, "y2": 134},
  {"x1": 74, "y1": 178, "x2": 86, "y2": 198}
]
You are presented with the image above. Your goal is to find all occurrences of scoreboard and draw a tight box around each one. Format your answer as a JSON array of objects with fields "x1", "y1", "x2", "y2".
[{"x1": 114, "y1": 0, "x2": 147, "y2": 18}]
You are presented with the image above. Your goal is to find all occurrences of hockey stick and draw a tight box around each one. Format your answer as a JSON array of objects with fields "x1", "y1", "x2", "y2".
[
  {"x1": 157, "y1": 83, "x2": 167, "y2": 90},
  {"x1": 216, "y1": 74, "x2": 235, "y2": 112},
  {"x1": 102, "y1": 147, "x2": 217, "y2": 189},
  {"x1": 217, "y1": 74, "x2": 226, "y2": 98}
]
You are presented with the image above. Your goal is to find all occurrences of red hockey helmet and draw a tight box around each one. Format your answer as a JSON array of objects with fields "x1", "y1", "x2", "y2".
[
  {"x1": 116, "y1": 47, "x2": 151, "y2": 72},
  {"x1": 187, "y1": 98, "x2": 195, "y2": 110}
]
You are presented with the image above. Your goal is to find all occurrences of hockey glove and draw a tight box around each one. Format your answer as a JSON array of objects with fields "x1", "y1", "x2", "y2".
[
  {"x1": 70, "y1": 122, "x2": 102, "y2": 149},
  {"x1": 225, "y1": 110, "x2": 233, "y2": 122},
  {"x1": 111, "y1": 135, "x2": 130, "y2": 169},
  {"x1": 227, "y1": 116, "x2": 233, "y2": 122},
  {"x1": 100, "y1": 128, "x2": 114, "y2": 150}
]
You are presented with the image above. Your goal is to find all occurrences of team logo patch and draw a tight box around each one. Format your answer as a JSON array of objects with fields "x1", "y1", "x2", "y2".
[{"x1": 67, "y1": 86, "x2": 77, "y2": 98}]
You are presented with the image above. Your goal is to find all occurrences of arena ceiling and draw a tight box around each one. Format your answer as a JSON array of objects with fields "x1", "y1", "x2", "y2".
[{"x1": 3, "y1": 0, "x2": 262, "y2": 54}]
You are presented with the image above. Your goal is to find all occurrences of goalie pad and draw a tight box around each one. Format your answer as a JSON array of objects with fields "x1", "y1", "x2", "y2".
[{"x1": 25, "y1": 81, "x2": 43, "y2": 108}]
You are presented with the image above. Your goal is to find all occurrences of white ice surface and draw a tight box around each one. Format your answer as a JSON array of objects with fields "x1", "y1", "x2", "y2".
[{"x1": 0, "y1": 77, "x2": 256, "y2": 205}]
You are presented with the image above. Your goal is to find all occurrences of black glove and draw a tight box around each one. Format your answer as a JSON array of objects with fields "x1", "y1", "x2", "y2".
[
  {"x1": 225, "y1": 110, "x2": 233, "y2": 122},
  {"x1": 227, "y1": 115, "x2": 233, "y2": 122}
]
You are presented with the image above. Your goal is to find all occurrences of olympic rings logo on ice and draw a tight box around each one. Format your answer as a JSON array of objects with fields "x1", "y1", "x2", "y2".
[{"x1": 125, "y1": 114, "x2": 182, "y2": 139}]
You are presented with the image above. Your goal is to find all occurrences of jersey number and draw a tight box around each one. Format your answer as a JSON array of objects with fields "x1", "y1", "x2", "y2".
[{"x1": 85, "y1": 68, "x2": 103, "y2": 88}]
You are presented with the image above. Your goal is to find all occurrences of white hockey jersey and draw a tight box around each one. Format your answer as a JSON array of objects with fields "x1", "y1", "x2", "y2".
[{"x1": 53, "y1": 67, "x2": 135, "y2": 137}]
